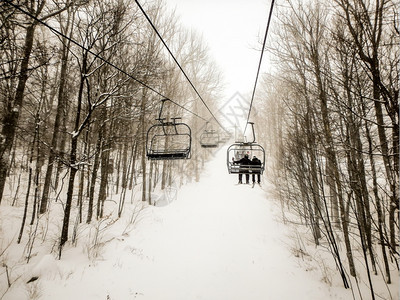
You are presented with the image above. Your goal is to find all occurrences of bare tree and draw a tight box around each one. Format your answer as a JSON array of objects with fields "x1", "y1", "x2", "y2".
[
  {"x1": 262, "y1": 0, "x2": 398, "y2": 292},
  {"x1": 59, "y1": 0, "x2": 129, "y2": 253},
  {"x1": 0, "y1": 0, "x2": 74, "y2": 204},
  {"x1": 334, "y1": 0, "x2": 399, "y2": 258},
  {"x1": 40, "y1": 4, "x2": 76, "y2": 214}
]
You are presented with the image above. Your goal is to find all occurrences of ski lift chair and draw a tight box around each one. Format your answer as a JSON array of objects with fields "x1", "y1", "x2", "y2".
[
  {"x1": 226, "y1": 122, "x2": 265, "y2": 174},
  {"x1": 227, "y1": 142, "x2": 265, "y2": 174},
  {"x1": 146, "y1": 100, "x2": 192, "y2": 160},
  {"x1": 200, "y1": 129, "x2": 219, "y2": 148}
]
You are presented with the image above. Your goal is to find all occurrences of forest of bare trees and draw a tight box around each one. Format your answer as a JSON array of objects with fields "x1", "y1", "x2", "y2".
[
  {"x1": 255, "y1": 0, "x2": 398, "y2": 297},
  {"x1": 0, "y1": 0, "x2": 222, "y2": 260}
]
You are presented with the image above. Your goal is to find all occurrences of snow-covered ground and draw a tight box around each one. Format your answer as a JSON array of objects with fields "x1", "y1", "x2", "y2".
[{"x1": 1, "y1": 146, "x2": 396, "y2": 299}]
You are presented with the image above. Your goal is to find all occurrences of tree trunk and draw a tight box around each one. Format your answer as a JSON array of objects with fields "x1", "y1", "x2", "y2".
[
  {"x1": 59, "y1": 60, "x2": 87, "y2": 253},
  {"x1": 148, "y1": 160, "x2": 153, "y2": 205},
  {"x1": 363, "y1": 99, "x2": 392, "y2": 284},
  {"x1": 17, "y1": 118, "x2": 38, "y2": 243},
  {"x1": 87, "y1": 132, "x2": 101, "y2": 224},
  {"x1": 97, "y1": 106, "x2": 110, "y2": 219},
  {"x1": 115, "y1": 143, "x2": 122, "y2": 194},
  {"x1": 129, "y1": 141, "x2": 138, "y2": 190},
  {"x1": 326, "y1": 158, "x2": 340, "y2": 229},
  {"x1": 40, "y1": 11, "x2": 73, "y2": 214},
  {"x1": 0, "y1": 23, "x2": 36, "y2": 203},
  {"x1": 140, "y1": 88, "x2": 147, "y2": 202},
  {"x1": 312, "y1": 49, "x2": 356, "y2": 277},
  {"x1": 121, "y1": 140, "x2": 129, "y2": 189}
]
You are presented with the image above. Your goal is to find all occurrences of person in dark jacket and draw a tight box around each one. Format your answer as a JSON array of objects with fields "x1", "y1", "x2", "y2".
[
  {"x1": 234, "y1": 154, "x2": 251, "y2": 184},
  {"x1": 251, "y1": 156, "x2": 262, "y2": 184}
]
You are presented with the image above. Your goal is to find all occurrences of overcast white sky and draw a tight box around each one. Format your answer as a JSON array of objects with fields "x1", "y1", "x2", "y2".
[{"x1": 165, "y1": 0, "x2": 271, "y2": 101}]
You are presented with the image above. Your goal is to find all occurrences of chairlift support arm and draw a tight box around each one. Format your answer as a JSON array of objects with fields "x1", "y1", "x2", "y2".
[{"x1": 247, "y1": 122, "x2": 256, "y2": 143}]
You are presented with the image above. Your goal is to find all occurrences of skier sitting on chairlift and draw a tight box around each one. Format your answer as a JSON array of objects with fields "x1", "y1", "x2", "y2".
[
  {"x1": 233, "y1": 154, "x2": 251, "y2": 184},
  {"x1": 251, "y1": 155, "x2": 262, "y2": 184}
]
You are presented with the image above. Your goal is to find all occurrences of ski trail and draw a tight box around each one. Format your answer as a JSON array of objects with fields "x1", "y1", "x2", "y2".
[
  {"x1": 39, "y1": 146, "x2": 344, "y2": 300},
  {"x1": 121, "y1": 146, "x2": 336, "y2": 300}
]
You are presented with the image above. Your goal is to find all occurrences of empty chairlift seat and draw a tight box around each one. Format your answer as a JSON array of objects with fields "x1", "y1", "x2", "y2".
[
  {"x1": 146, "y1": 118, "x2": 191, "y2": 160},
  {"x1": 146, "y1": 99, "x2": 192, "y2": 160},
  {"x1": 200, "y1": 129, "x2": 219, "y2": 148}
]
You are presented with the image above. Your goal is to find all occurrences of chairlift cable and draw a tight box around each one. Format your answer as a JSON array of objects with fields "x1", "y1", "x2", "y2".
[
  {"x1": 135, "y1": 0, "x2": 228, "y2": 133},
  {"x1": 243, "y1": 0, "x2": 275, "y2": 136},
  {"x1": 5, "y1": 0, "x2": 208, "y2": 122},
  {"x1": 226, "y1": 2, "x2": 273, "y2": 175}
]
